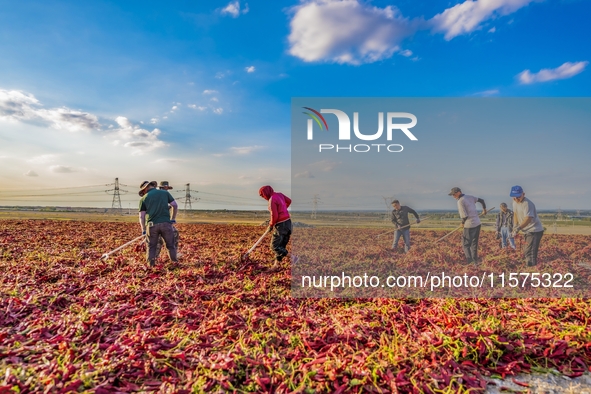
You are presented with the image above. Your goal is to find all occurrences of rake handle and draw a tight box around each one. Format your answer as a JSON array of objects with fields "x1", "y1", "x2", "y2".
[
  {"x1": 377, "y1": 216, "x2": 430, "y2": 238},
  {"x1": 434, "y1": 207, "x2": 495, "y2": 243},
  {"x1": 101, "y1": 234, "x2": 145, "y2": 260},
  {"x1": 245, "y1": 228, "x2": 271, "y2": 255}
]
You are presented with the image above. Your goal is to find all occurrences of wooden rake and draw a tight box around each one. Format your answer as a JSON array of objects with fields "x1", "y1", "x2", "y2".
[
  {"x1": 434, "y1": 207, "x2": 495, "y2": 243},
  {"x1": 376, "y1": 216, "x2": 430, "y2": 239}
]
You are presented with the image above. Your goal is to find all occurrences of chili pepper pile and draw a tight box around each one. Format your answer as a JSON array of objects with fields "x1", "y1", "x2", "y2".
[{"x1": 1, "y1": 220, "x2": 590, "y2": 393}]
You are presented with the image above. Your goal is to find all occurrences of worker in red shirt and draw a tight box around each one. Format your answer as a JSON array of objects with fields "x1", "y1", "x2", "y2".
[{"x1": 259, "y1": 185, "x2": 292, "y2": 264}]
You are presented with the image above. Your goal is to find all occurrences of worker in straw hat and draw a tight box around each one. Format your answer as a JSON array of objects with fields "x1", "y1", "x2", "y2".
[
  {"x1": 138, "y1": 180, "x2": 178, "y2": 268},
  {"x1": 155, "y1": 181, "x2": 180, "y2": 258}
]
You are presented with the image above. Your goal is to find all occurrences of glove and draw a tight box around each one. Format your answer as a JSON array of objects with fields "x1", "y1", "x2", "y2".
[
  {"x1": 170, "y1": 219, "x2": 176, "y2": 224},
  {"x1": 416, "y1": 219, "x2": 420, "y2": 224},
  {"x1": 268, "y1": 225, "x2": 274, "y2": 233},
  {"x1": 142, "y1": 230, "x2": 146, "y2": 235},
  {"x1": 512, "y1": 227, "x2": 521, "y2": 237}
]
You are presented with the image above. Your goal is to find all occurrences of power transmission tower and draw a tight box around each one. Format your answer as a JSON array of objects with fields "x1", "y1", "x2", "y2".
[
  {"x1": 106, "y1": 178, "x2": 127, "y2": 215},
  {"x1": 180, "y1": 184, "x2": 201, "y2": 215},
  {"x1": 557, "y1": 207, "x2": 563, "y2": 221},
  {"x1": 382, "y1": 196, "x2": 394, "y2": 221},
  {"x1": 311, "y1": 194, "x2": 320, "y2": 219},
  {"x1": 184, "y1": 183, "x2": 193, "y2": 211}
]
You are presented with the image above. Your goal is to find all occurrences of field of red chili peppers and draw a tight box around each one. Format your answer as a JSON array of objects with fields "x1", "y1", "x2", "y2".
[{"x1": 1, "y1": 219, "x2": 591, "y2": 393}]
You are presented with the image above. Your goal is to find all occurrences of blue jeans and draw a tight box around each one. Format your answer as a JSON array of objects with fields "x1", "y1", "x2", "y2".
[
  {"x1": 392, "y1": 228, "x2": 411, "y2": 252},
  {"x1": 500, "y1": 226, "x2": 516, "y2": 249}
]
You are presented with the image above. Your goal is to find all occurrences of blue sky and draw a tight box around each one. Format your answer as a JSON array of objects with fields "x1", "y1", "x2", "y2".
[{"x1": 0, "y1": 0, "x2": 589, "y2": 209}]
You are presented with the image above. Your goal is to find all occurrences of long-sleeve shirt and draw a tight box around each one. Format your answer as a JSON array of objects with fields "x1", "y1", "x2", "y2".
[
  {"x1": 268, "y1": 193, "x2": 291, "y2": 226},
  {"x1": 259, "y1": 185, "x2": 291, "y2": 226},
  {"x1": 391, "y1": 206, "x2": 419, "y2": 228},
  {"x1": 496, "y1": 210, "x2": 514, "y2": 232}
]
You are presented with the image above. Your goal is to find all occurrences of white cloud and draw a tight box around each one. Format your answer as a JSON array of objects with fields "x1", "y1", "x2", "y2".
[
  {"x1": 229, "y1": 145, "x2": 264, "y2": 155},
  {"x1": 310, "y1": 160, "x2": 341, "y2": 172},
  {"x1": 188, "y1": 104, "x2": 207, "y2": 111},
  {"x1": 473, "y1": 89, "x2": 500, "y2": 96},
  {"x1": 210, "y1": 97, "x2": 219, "y2": 102},
  {"x1": 430, "y1": 0, "x2": 534, "y2": 40},
  {"x1": 288, "y1": 0, "x2": 416, "y2": 65},
  {"x1": 220, "y1": 1, "x2": 249, "y2": 18},
  {"x1": 107, "y1": 116, "x2": 167, "y2": 155},
  {"x1": 517, "y1": 61, "x2": 588, "y2": 84},
  {"x1": 27, "y1": 154, "x2": 58, "y2": 164},
  {"x1": 24, "y1": 170, "x2": 38, "y2": 177},
  {"x1": 245, "y1": 66, "x2": 256, "y2": 73},
  {"x1": 213, "y1": 108, "x2": 224, "y2": 115},
  {"x1": 155, "y1": 158, "x2": 187, "y2": 164},
  {"x1": 399, "y1": 49, "x2": 413, "y2": 57},
  {"x1": 488, "y1": 27, "x2": 496, "y2": 33},
  {"x1": 171, "y1": 105, "x2": 178, "y2": 111},
  {"x1": 50, "y1": 165, "x2": 76, "y2": 173},
  {"x1": 203, "y1": 90, "x2": 218, "y2": 95},
  {"x1": 0, "y1": 89, "x2": 100, "y2": 132},
  {"x1": 1, "y1": 88, "x2": 171, "y2": 158},
  {"x1": 295, "y1": 171, "x2": 315, "y2": 178}
]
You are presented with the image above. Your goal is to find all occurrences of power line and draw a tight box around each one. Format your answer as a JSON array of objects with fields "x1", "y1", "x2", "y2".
[
  {"x1": 0, "y1": 184, "x2": 106, "y2": 193},
  {"x1": 194, "y1": 191, "x2": 261, "y2": 202},
  {"x1": 0, "y1": 190, "x2": 108, "y2": 197}
]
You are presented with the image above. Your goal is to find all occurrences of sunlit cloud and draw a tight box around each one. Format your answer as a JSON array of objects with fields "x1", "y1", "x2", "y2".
[
  {"x1": 288, "y1": 0, "x2": 417, "y2": 65},
  {"x1": 27, "y1": 154, "x2": 58, "y2": 164},
  {"x1": 50, "y1": 165, "x2": 76, "y2": 173},
  {"x1": 220, "y1": 1, "x2": 249, "y2": 18},
  {"x1": 107, "y1": 116, "x2": 167, "y2": 155},
  {"x1": 517, "y1": 61, "x2": 588, "y2": 84},
  {"x1": 430, "y1": 0, "x2": 535, "y2": 40},
  {"x1": 0, "y1": 89, "x2": 100, "y2": 132}
]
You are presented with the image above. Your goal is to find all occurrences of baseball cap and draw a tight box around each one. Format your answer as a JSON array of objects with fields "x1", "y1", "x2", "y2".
[
  {"x1": 448, "y1": 187, "x2": 461, "y2": 196},
  {"x1": 510, "y1": 185, "x2": 524, "y2": 197}
]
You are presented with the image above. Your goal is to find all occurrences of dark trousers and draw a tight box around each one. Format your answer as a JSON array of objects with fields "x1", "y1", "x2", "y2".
[
  {"x1": 156, "y1": 226, "x2": 179, "y2": 258},
  {"x1": 524, "y1": 231, "x2": 544, "y2": 265},
  {"x1": 462, "y1": 225, "x2": 481, "y2": 263},
  {"x1": 146, "y1": 222, "x2": 178, "y2": 265},
  {"x1": 271, "y1": 219, "x2": 292, "y2": 259}
]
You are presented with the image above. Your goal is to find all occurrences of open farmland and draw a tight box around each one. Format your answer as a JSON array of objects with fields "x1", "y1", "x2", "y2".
[{"x1": 1, "y1": 220, "x2": 591, "y2": 393}]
